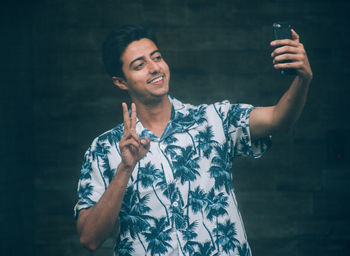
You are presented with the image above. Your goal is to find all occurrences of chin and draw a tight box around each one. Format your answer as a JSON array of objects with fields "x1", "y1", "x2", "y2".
[{"x1": 153, "y1": 85, "x2": 169, "y2": 96}]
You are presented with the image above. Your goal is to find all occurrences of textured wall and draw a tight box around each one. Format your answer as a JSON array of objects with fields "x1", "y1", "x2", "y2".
[
  {"x1": 1, "y1": 0, "x2": 350, "y2": 255},
  {"x1": 1, "y1": 1, "x2": 35, "y2": 255}
]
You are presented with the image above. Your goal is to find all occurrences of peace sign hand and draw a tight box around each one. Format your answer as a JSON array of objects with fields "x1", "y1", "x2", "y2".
[{"x1": 119, "y1": 102, "x2": 150, "y2": 171}]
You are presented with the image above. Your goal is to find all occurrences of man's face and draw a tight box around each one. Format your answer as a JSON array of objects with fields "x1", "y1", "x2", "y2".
[{"x1": 116, "y1": 38, "x2": 170, "y2": 104}]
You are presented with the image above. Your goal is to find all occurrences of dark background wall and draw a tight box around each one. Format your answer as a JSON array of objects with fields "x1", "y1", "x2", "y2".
[{"x1": 1, "y1": 0, "x2": 349, "y2": 255}]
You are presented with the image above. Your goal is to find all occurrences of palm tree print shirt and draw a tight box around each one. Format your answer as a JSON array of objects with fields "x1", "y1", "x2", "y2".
[{"x1": 74, "y1": 96, "x2": 271, "y2": 256}]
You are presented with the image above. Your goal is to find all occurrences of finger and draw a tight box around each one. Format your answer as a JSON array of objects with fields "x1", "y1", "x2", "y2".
[
  {"x1": 270, "y1": 38, "x2": 300, "y2": 48},
  {"x1": 140, "y1": 138, "x2": 151, "y2": 154},
  {"x1": 273, "y1": 53, "x2": 303, "y2": 64},
  {"x1": 273, "y1": 61, "x2": 303, "y2": 70},
  {"x1": 272, "y1": 45, "x2": 306, "y2": 60},
  {"x1": 122, "y1": 130, "x2": 141, "y2": 144},
  {"x1": 291, "y1": 29, "x2": 300, "y2": 42},
  {"x1": 271, "y1": 45, "x2": 299, "y2": 58},
  {"x1": 129, "y1": 130, "x2": 141, "y2": 144},
  {"x1": 131, "y1": 103, "x2": 137, "y2": 130},
  {"x1": 122, "y1": 102, "x2": 130, "y2": 130},
  {"x1": 120, "y1": 137, "x2": 140, "y2": 150},
  {"x1": 121, "y1": 128, "x2": 141, "y2": 143},
  {"x1": 140, "y1": 138, "x2": 150, "y2": 147},
  {"x1": 123, "y1": 139, "x2": 141, "y2": 149}
]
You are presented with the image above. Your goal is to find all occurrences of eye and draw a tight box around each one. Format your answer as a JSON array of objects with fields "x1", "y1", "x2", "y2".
[
  {"x1": 134, "y1": 62, "x2": 144, "y2": 71},
  {"x1": 153, "y1": 55, "x2": 162, "y2": 62}
]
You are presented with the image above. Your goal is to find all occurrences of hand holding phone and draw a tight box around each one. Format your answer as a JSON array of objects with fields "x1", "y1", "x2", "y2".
[{"x1": 272, "y1": 22, "x2": 297, "y2": 76}]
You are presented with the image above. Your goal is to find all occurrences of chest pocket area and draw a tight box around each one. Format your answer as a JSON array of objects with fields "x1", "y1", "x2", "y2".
[{"x1": 132, "y1": 161, "x2": 165, "y2": 196}]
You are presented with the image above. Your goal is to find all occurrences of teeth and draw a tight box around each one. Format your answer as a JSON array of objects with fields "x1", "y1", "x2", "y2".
[{"x1": 151, "y1": 76, "x2": 163, "y2": 83}]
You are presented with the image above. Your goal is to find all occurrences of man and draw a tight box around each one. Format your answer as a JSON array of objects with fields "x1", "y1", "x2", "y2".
[{"x1": 74, "y1": 24, "x2": 312, "y2": 255}]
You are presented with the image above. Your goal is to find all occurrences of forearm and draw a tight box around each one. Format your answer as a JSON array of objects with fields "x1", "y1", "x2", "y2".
[
  {"x1": 269, "y1": 29, "x2": 313, "y2": 132},
  {"x1": 272, "y1": 75, "x2": 311, "y2": 131},
  {"x1": 78, "y1": 163, "x2": 133, "y2": 251},
  {"x1": 77, "y1": 103, "x2": 151, "y2": 251}
]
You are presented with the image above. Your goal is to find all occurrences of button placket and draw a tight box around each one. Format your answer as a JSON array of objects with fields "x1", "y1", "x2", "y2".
[{"x1": 158, "y1": 142, "x2": 174, "y2": 183}]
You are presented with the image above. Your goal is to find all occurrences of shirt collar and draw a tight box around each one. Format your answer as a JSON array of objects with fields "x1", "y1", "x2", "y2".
[{"x1": 135, "y1": 96, "x2": 199, "y2": 141}]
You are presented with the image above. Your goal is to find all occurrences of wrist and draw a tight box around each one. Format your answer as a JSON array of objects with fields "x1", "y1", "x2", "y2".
[
  {"x1": 118, "y1": 161, "x2": 136, "y2": 174},
  {"x1": 296, "y1": 74, "x2": 312, "y2": 87},
  {"x1": 299, "y1": 70, "x2": 313, "y2": 84}
]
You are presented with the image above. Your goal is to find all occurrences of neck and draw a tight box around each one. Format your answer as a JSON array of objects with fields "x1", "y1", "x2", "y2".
[{"x1": 132, "y1": 96, "x2": 172, "y2": 138}]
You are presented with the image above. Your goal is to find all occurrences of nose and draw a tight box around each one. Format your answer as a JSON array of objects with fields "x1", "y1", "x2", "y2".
[{"x1": 148, "y1": 60, "x2": 160, "y2": 75}]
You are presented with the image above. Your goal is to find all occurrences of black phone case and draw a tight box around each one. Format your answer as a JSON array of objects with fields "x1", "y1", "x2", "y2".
[{"x1": 272, "y1": 22, "x2": 296, "y2": 76}]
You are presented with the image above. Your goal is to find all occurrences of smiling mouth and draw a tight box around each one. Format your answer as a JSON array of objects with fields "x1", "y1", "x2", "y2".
[{"x1": 147, "y1": 75, "x2": 165, "y2": 84}]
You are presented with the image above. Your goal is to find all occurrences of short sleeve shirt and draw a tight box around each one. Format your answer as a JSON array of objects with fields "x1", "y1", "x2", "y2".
[{"x1": 74, "y1": 96, "x2": 271, "y2": 256}]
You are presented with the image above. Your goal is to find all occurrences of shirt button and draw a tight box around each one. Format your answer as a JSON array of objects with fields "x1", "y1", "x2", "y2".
[{"x1": 172, "y1": 201, "x2": 179, "y2": 207}]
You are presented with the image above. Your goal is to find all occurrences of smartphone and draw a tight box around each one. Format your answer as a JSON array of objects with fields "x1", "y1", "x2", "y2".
[{"x1": 272, "y1": 22, "x2": 296, "y2": 76}]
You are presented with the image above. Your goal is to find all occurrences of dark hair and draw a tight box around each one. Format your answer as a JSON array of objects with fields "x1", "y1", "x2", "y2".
[{"x1": 102, "y1": 24, "x2": 158, "y2": 78}]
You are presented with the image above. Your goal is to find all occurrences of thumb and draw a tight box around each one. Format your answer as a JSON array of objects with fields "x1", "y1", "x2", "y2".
[
  {"x1": 141, "y1": 138, "x2": 151, "y2": 147},
  {"x1": 291, "y1": 29, "x2": 300, "y2": 42},
  {"x1": 140, "y1": 138, "x2": 151, "y2": 155}
]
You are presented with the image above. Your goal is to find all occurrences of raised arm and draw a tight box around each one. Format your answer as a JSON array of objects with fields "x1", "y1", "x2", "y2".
[
  {"x1": 250, "y1": 29, "x2": 313, "y2": 140},
  {"x1": 77, "y1": 103, "x2": 150, "y2": 251}
]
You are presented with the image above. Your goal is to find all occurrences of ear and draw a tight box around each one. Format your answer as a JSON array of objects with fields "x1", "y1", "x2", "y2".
[{"x1": 112, "y1": 76, "x2": 128, "y2": 90}]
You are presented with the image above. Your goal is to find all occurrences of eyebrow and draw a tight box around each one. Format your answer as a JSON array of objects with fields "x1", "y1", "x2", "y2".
[{"x1": 129, "y1": 50, "x2": 161, "y2": 68}]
